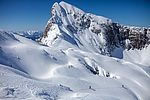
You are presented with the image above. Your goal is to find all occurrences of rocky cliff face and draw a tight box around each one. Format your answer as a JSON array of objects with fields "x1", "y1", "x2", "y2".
[
  {"x1": 103, "y1": 23, "x2": 150, "y2": 51},
  {"x1": 41, "y1": 1, "x2": 150, "y2": 55}
]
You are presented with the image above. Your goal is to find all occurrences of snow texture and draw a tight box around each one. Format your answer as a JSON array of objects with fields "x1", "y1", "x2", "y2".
[{"x1": 0, "y1": 1, "x2": 150, "y2": 100}]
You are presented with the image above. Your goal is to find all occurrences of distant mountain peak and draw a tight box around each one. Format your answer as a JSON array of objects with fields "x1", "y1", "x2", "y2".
[{"x1": 41, "y1": 1, "x2": 150, "y2": 55}]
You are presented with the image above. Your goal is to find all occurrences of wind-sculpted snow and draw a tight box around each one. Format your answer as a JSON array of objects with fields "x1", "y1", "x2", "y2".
[
  {"x1": 0, "y1": 1, "x2": 150, "y2": 100},
  {"x1": 0, "y1": 31, "x2": 150, "y2": 100}
]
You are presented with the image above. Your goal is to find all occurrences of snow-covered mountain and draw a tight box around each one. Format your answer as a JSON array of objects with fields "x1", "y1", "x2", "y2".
[
  {"x1": 41, "y1": 1, "x2": 150, "y2": 57},
  {"x1": 0, "y1": 1, "x2": 150, "y2": 100},
  {"x1": 7, "y1": 30, "x2": 43, "y2": 41}
]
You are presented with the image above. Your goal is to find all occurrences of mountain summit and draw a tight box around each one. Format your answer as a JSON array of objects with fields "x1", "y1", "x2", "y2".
[
  {"x1": 41, "y1": 1, "x2": 112, "y2": 55},
  {"x1": 41, "y1": 1, "x2": 150, "y2": 56}
]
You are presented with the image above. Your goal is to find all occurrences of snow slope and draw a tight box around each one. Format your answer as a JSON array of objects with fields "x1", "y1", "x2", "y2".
[
  {"x1": 0, "y1": 1, "x2": 150, "y2": 100},
  {"x1": 0, "y1": 30, "x2": 150, "y2": 100}
]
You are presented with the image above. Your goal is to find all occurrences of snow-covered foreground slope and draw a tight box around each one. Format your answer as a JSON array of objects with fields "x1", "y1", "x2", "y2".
[{"x1": 0, "y1": 31, "x2": 150, "y2": 100}]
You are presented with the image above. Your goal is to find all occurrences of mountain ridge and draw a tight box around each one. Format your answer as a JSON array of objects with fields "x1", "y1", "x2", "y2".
[{"x1": 41, "y1": 1, "x2": 150, "y2": 56}]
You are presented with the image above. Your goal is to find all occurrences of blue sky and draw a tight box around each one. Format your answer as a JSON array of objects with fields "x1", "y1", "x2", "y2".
[{"x1": 0, "y1": 0, "x2": 149, "y2": 31}]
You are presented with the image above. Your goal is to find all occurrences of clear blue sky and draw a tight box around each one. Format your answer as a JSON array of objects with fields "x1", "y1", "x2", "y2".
[{"x1": 0, "y1": 0, "x2": 149, "y2": 31}]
